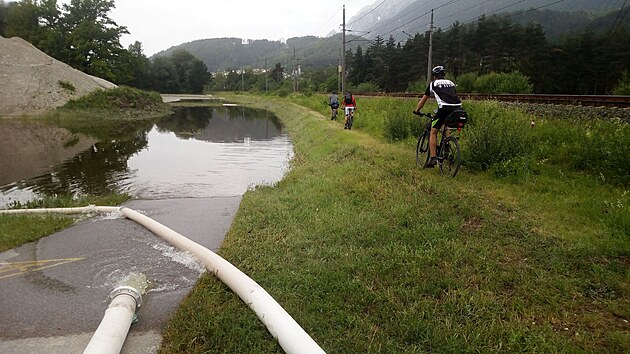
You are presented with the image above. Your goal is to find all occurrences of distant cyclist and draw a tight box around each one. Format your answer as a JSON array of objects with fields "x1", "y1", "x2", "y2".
[
  {"x1": 329, "y1": 91, "x2": 339, "y2": 120},
  {"x1": 342, "y1": 92, "x2": 357, "y2": 129},
  {"x1": 413, "y1": 66, "x2": 461, "y2": 168}
]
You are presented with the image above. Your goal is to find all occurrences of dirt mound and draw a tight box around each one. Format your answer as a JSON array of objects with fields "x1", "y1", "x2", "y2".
[{"x1": 0, "y1": 36, "x2": 117, "y2": 116}]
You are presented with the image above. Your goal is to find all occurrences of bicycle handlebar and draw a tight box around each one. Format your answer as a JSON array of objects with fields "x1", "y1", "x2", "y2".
[{"x1": 413, "y1": 111, "x2": 434, "y2": 119}]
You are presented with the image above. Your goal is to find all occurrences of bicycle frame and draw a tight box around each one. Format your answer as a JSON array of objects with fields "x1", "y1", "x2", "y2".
[{"x1": 415, "y1": 111, "x2": 462, "y2": 177}]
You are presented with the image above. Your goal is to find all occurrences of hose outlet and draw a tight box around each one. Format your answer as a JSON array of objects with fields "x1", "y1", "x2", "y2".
[{"x1": 109, "y1": 286, "x2": 142, "y2": 309}]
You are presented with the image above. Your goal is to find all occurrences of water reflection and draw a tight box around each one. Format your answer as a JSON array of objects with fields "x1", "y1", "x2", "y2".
[
  {"x1": 0, "y1": 106, "x2": 293, "y2": 207},
  {"x1": 158, "y1": 106, "x2": 283, "y2": 143}
]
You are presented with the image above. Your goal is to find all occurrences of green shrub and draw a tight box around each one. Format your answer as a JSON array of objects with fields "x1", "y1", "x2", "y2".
[
  {"x1": 277, "y1": 89, "x2": 289, "y2": 97},
  {"x1": 496, "y1": 71, "x2": 533, "y2": 94},
  {"x1": 456, "y1": 71, "x2": 533, "y2": 94},
  {"x1": 405, "y1": 79, "x2": 427, "y2": 93},
  {"x1": 613, "y1": 72, "x2": 630, "y2": 95},
  {"x1": 58, "y1": 80, "x2": 76, "y2": 93},
  {"x1": 384, "y1": 114, "x2": 411, "y2": 141},
  {"x1": 455, "y1": 72, "x2": 478, "y2": 93},
  {"x1": 462, "y1": 102, "x2": 533, "y2": 171},
  {"x1": 355, "y1": 82, "x2": 381, "y2": 93},
  {"x1": 62, "y1": 86, "x2": 164, "y2": 112}
]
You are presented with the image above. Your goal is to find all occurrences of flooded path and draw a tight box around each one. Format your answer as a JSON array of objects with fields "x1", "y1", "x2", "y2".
[
  {"x1": 0, "y1": 105, "x2": 293, "y2": 207},
  {"x1": 0, "y1": 105, "x2": 293, "y2": 352}
]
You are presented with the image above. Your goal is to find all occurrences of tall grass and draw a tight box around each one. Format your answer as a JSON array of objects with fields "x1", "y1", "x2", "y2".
[{"x1": 160, "y1": 94, "x2": 629, "y2": 353}]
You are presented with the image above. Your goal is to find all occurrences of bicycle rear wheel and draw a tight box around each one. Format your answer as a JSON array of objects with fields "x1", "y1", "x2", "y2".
[
  {"x1": 438, "y1": 137, "x2": 461, "y2": 177},
  {"x1": 415, "y1": 131, "x2": 430, "y2": 166}
]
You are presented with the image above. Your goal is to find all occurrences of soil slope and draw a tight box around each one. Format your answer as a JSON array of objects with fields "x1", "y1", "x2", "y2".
[{"x1": 0, "y1": 36, "x2": 116, "y2": 116}]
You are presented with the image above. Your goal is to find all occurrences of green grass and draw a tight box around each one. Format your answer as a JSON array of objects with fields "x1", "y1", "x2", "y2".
[
  {"x1": 160, "y1": 94, "x2": 629, "y2": 353},
  {"x1": 0, "y1": 194, "x2": 130, "y2": 252}
]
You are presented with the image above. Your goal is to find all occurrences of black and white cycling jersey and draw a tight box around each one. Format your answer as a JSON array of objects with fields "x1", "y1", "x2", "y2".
[{"x1": 424, "y1": 79, "x2": 461, "y2": 108}]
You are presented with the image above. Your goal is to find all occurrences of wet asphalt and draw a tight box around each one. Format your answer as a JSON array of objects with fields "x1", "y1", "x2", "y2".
[{"x1": 0, "y1": 196, "x2": 241, "y2": 353}]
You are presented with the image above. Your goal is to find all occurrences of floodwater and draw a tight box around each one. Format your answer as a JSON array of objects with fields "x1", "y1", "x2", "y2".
[{"x1": 0, "y1": 106, "x2": 293, "y2": 208}]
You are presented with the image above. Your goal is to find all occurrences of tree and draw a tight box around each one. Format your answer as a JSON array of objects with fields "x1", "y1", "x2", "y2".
[
  {"x1": 125, "y1": 41, "x2": 151, "y2": 89},
  {"x1": 147, "y1": 49, "x2": 210, "y2": 93},
  {"x1": 60, "y1": 0, "x2": 129, "y2": 81},
  {"x1": 271, "y1": 63, "x2": 284, "y2": 83}
]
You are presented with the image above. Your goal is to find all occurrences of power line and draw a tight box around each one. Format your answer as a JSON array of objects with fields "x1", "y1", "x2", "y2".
[
  {"x1": 348, "y1": 0, "x2": 389, "y2": 26},
  {"x1": 503, "y1": 0, "x2": 567, "y2": 19},
  {"x1": 607, "y1": 0, "x2": 629, "y2": 37},
  {"x1": 462, "y1": 0, "x2": 529, "y2": 24}
]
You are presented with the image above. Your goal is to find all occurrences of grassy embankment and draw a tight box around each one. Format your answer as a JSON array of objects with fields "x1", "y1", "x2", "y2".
[
  {"x1": 0, "y1": 87, "x2": 168, "y2": 251},
  {"x1": 160, "y1": 94, "x2": 629, "y2": 353}
]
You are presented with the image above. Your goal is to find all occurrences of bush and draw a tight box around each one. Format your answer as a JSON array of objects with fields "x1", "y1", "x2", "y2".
[
  {"x1": 58, "y1": 80, "x2": 76, "y2": 93},
  {"x1": 384, "y1": 114, "x2": 411, "y2": 141},
  {"x1": 62, "y1": 86, "x2": 164, "y2": 112},
  {"x1": 613, "y1": 72, "x2": 630, "y2": 95},
  {"x1": 455, "y1": 72, "x2": 478, "y2": 93},
  {"x1": 405, "y1": 79, "x2": 427, "y2": 93},
  {"x1": 355, "y1": 82, "x2": 381, "y2": 93},
  {"x1": 455, "y1": 71, "x2": 533, "y2": 94},
  {"x1": 461, "y1": 102, "x2": 533, "y2": 171},
  {"x1": 277, "y1": 89, "x2": 290, "y2": 97}
]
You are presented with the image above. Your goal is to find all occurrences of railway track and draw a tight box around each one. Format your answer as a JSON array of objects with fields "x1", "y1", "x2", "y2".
[{"x1": 357, "y1": 92, "x2": 630, "y2": 108}]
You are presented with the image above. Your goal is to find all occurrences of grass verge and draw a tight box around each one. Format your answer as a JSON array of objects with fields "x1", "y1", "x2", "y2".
[
  {"x1": 160, "y1": 94, "x2": 629, "y2": 353},
  {"x1": 0, "y1": 194, "x2": 129, "y2": 252}
]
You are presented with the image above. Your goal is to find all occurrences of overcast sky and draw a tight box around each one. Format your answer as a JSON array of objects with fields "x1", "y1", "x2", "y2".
[{"x1": 49, "y1": 0, "x2": 376, "y2": 56}]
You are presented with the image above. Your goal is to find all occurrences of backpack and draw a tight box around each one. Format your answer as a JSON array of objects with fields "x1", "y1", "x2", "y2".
[
  {"x1": 444, "y1": 109, "x2": 468, "y2": 129},
  {"x1": 344, "y1": 94, "x2": 353, "y2": 105}
]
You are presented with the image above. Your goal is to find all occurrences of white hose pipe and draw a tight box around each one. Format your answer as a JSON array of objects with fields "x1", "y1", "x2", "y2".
[
  {"x1": 83, "y1": 286, "x2": 142, "y2": 354},
  {"x1": 0, "y1": 205, "x2": 118, "y2": 215},
  {"x1": 0, "y1": 206, "x2": 326, "y2": 354},
  {"x1": 119, "y1": 207, "x2": 325, "y2": 354}
]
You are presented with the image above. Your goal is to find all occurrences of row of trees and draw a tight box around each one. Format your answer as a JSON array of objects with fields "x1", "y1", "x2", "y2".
[
  {"x1": 344, "y1": 15, "x2": 630, "y2": 94},
  {"x1": 0, "y1": 0, "x2": 209, "y2": 93}
]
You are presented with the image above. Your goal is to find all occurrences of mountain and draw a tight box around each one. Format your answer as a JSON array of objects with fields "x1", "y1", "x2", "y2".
[
  {"x1": 156, "y1": 0, "x2": 626, "y2": 72},
  {"x1": 155, "y1": 34, "x2": 365, "y2": 73}
]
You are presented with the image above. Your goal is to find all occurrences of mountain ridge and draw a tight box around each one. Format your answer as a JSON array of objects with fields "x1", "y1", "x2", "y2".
[{"x1": 155, "y1": 0, "x2": 626, "y2": 72}]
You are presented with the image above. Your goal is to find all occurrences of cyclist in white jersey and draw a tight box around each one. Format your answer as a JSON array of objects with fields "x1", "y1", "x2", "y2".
[{"x1": 413, "y1": 66, "x2": 462, "y2": 168}]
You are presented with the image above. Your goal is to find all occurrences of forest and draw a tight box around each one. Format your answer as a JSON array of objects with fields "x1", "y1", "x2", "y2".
[
  {"x1": 344, "y1": 14, "x2": 630, "y2": 94},
  {"x1": 1, "y1": 0, "x2": 629, "y2": 95}
]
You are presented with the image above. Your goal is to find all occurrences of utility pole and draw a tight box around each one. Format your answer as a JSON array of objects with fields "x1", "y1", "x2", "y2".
[
  {"x1": 338, "y1": 49, "x2": 342, "y2": 93},
  {"x1": 241, "y1": 67, "x2": 244, "y2": 91},
  {"x1": 265, "y1": 59, "x2": 268, "y2": 92},
  {"x1": 426, "y1": 9, "x2": 434, "y2": 85},
  {"x1": 341, "y1": 5, "x2": 346, "y2": 94},
  {"x1": 293, "y1": 46, "x2": 297, "y2": 92}
]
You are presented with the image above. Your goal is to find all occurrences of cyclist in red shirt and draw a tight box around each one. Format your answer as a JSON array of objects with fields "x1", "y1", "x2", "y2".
[{"x1": 342, "y1": 92, "x2": 357, "y2": 130}]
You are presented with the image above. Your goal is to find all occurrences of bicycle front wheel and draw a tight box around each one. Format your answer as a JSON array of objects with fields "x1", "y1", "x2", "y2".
[{"x1": 438, "y1": 137, "x2": 461, "y2": 177}]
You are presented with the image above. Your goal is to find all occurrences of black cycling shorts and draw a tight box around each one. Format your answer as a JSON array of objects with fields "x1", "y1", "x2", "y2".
[
  {"x1": 432, "y1": 105, "x2": 460, "y2": 129},
  {"x1": 330, "y1": 102, "x2": 339, "y2": 109}
]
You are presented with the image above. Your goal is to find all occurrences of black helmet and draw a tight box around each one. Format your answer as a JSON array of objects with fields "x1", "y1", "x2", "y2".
[{"x1": 431, "y1": 66, "x2": 445, "y2": 78}]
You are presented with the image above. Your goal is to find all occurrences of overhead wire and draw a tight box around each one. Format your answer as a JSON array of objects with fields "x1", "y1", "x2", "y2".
[
  {"x1": 503, "y1": 0, "x2": 567, "y2": 19},
  {"x1": 348, "y1": 0, "x2": 389, "y2": 26}
]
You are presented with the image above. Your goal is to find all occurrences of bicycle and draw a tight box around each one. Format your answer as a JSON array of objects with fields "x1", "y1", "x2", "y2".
[
  {"x1": 413, "y1": 110, "x2": 467, "y2": 177},
  {"x1": 330, "y1": 103, "x2": 339, "y2": 120},
  {"x1": 344, "y1": 108, "x2": 355, "y2": 130}
]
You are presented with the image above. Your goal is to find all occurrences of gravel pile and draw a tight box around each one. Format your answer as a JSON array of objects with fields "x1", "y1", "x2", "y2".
[{"x1": 0, "y1": 36, "x2": 116, "y2": 116}]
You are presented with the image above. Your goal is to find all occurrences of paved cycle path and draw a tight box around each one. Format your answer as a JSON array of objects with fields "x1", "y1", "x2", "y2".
[{"x1": 0, "y1": 196, "x2": 241, "y2": 353}]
